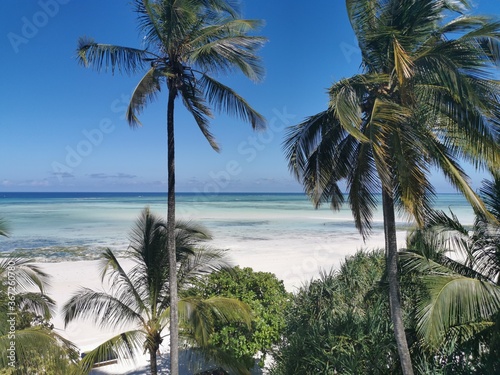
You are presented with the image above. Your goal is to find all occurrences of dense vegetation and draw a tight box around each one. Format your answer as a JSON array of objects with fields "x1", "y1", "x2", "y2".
[
  {"x1": 270, "y1": 243, "x2": 500, "y2": 374},
  {"x1": 63, "y1": 208, "x2": 252, "y2": 375},
  {"x1": 284, "y1": 1, "x2": 500, "y2": 372},
  {"x1": 187, "y1": 267, "x2": 290, "y2": 370},
  {"x1": 269, "y1": 250, "x2": 398, "y2": 374},
  {"x1": 0, "y1": 258, "x2": 79, "y2": 375}
]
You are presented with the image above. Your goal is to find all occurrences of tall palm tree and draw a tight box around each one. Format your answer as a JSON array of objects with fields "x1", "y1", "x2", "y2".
[
  {"x1": 63, "y1": 208, "x2": 251, "y2": 375},
  {"x1": 76, "y1": 2, "x2": 265, "y2": 373},
  {"x1": 284, "y1": 1, "x2": 500, "y2": 373}
]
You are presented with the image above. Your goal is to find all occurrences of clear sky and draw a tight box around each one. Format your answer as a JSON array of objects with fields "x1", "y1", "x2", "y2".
[{"x1": 0, "y1": 0, "x2": 498, "y2": 193}]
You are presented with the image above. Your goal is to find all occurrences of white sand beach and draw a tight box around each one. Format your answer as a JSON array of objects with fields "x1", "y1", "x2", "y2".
[{"x1": 35, "y1": 230, "x2": 407, "y2": 374}]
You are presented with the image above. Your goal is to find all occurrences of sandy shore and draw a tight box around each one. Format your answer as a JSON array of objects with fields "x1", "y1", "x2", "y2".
[{"x1": 35, "y1": 230, "x2": 407, "y2": 373}]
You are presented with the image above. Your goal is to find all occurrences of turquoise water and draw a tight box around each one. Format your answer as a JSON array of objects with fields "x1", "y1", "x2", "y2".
[{"x1": 0, "y1": 192, "x2": 475, "y2": 261}]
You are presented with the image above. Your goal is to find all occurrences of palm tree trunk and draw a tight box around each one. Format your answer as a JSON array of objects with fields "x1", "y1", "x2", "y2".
[
  {"x1": 167, "y1": 88, "x2": 179, "y2": 375},
  {"x1": 382, "y1": 188, "x2": 414, "y2": 375},
  {"x1": 150, "y1": 349, "x2": 158, "y2": 375}
]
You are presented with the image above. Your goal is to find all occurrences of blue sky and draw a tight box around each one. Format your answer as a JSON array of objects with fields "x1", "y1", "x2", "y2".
[{"x1": 0, "y1": 0, "x2": 498, "y2": 193}]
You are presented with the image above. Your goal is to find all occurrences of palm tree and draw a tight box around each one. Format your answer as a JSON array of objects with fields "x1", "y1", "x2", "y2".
[
  {"x1": 76, "y1": 2, "x2": 265, "y2": 373},
  {"x1": 63, "y1": 208, "x2": 251, "y2": 375},
  {"x1": 402, "y1": 210, "x2": 500, "y2": 349},
  {"x1": 0, "y1": 257, "x2": 79, "y2": 373},
  {"x1": 402, "y1": 176, "x2": 500, "y2": 350},
  {"x1": 284, "y1": 1, "x2": 500, "y2": 373}
]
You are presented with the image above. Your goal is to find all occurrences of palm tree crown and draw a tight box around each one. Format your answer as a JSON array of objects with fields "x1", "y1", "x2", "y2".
[
  {"x1": 285, "y1": 0, "x2": 500, "y2": 235},
  {"x1": 77, "y1": 0, "x2": 266, "y2": 143},
  {"x1": 284, "y1": 1, "x2": 500, "y2": 373}
]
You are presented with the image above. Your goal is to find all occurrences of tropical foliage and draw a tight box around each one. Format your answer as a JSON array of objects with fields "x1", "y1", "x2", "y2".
[
  {"x1": 401, "y1": 177, "x2": 500, "y2": 373},
  {"x1": 283, "y1": 1, "x2": 500, "y2": 372},
  {"x1": 0, "y1": 257, "x2": 79, "y2": 374},
  {"x1": 63, "y1": 208, "x2": 252, "y2": 375},
  {"x1": 269, "y1": 250, "x2": 402, "y2": 374},
  {"x1": 76, "y1": 2, "x2": 266, "y2": 372},
  {"x1": 187, "y1": 266, "x2": 290, "y2": 371},
  {"x1": 0, "y1": 219, "x2": 8, "y2": 238}
]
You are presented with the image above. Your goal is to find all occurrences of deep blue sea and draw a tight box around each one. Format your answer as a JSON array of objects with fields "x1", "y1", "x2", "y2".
[{"x1": 0, "y1": 192, "x2": 474, "y2": 262}]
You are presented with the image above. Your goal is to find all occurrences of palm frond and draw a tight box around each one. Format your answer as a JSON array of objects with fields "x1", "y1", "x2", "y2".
[
  {"x1": 416, "y1": 275, "x2": 500, "y2": 348},
  {"x1": 179, "y1": 77, "x2": 219, "y2": 151},
  {"x1": 16, "y1": 292, "x2": 55, "y2": 320},
  {"x1": 368, "y1": 98, "x2": 410, "y2": 187},
  {"x1": 190, "y1": 34, "x2": 266, "y2": 82},
  {"x1": 479, "y1": 177, "x2": 500, "y2": 220},
  {"x1": 62, "y1": 288, "x2": 144, "y2": 330},
  {"x1": 389, "y1": 119, "x2": 435, "y2": 226},
  {"x1": 283, "y1": 110, "x2": 335, "y2": 182},
  {"x1": 330, "y1": 79, "x2": 369, "y2": 143},
  {"x1": 430, "y1": 141, "x2": 494, "y2": 221},
  {"x1": 0, "y1": 257, "x2": 51, "y2": 293},
  {"x1": 133, "y1": 0, "x2": 163, "y2": 48},
  {"x1": 347, "y1": 142, "x2": 379, "y2": 239},
  {"x1": 199, "y1": 74, "x2": 266, "y2": 130},
  {"x1": 0, "y1": 218, "x2": 9, "y2": 237},
  {"x1": 100, "y1": 248, "x2": 150, "y2": 320},
  {"x1": 0, "y1": 327, "x2": 79, "y2": 370},
  {"x1": 178, "y1": 296, "x2": 251, "y2": 347},
  {"x1": 177, "y1": 247, "x2": 231, "y2": 290},
  {"x1": 393, "y1": 37, "x2": 414, "y2": 85},
  {"x1": 199, "y1": 0, "x2": 241, "y2": 19},
  {"x1": 440, "y1": 15, "x2": 491, "y2": 34},
  {"x1": 197, "y1": 19, "x2": 263, "y2": 40},
  {"x1": 400, "y1": 250, "x2": 486, "y2": 282},
  {"x1": 78, "y1": 330, "x2": 145, "y2": 373},
  {"x1": 76, "y1": 37, "x2": 148, "y2": 75},
  {"x1": 126, "y1": 67, "x2": 163, "y2": 127},
  {"x1": 470, "y1": 223, "x2": 500, "y2": 283},
  {"x1": 442, "y1": 0, "x2": 471, "y2": 13}
]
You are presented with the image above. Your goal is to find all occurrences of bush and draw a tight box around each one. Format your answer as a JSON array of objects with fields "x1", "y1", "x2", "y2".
[
  {"x1": 187, "y1": 266, "x2": 291, "y2": 368},
  {"x1": 269, "y1": 250, "x2": 400, "y2": 375}
]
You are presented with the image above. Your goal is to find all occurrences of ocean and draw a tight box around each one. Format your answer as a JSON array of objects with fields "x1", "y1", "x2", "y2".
[{"x1": 0, "y1": 192, "x2": 475, "y2": 264}]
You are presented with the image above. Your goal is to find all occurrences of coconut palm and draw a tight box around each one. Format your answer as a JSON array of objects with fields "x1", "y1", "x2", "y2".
[
  {"x1": 284, "y1": 1, "x2": 500, "y2": 373},
  {"x1": 76, "y1": 2, "x2": 265, "y2": 373},
  {"x1": 63, "y1": 208, "x2": 251, "y2": 375},
  {"x1": 402, "y1": 210, "x2": 500, "y2": 349},
  {"x1": 402, "y1": 177, "x2": 500, "y2": 350}
]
